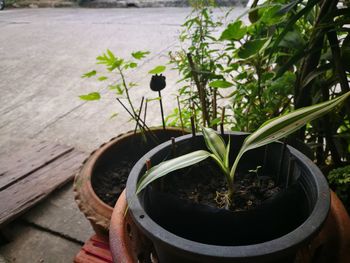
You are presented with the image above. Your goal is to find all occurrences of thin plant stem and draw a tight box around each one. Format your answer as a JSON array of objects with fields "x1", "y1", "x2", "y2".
[
  {"x1": 187, "y1": 53, "x2": 209, "y2": 127},
  {"x1": 277, "y1": 139, "x2": 287, "y2": 185},
  {"x1": 212, "y1": 89, "x2": 217, "y2": 130},
  {"x1": 134, "y1": 96, "x2": 145, "y2": 133},
  {"x1": 143, "y1": 99, "x2": 148, "y2": 125},
  {"x1": 116, "y1": 98, "x2": 160, "y2": 144},
  {"x1": 118, "y1": 67, "x2": 138, "y2": 119},
  {"x1": 190, "y1": 116, "x2": 196, "y2": 137},
  {"x1": 177, "y1": 96, "x2": 185, "y2": 135},
  {"x1": 220, "y1": 106, "x2": 225, "y2": 135},
  {"x1": 158, "y1": 91, "x2": 166, "y2": 130}
]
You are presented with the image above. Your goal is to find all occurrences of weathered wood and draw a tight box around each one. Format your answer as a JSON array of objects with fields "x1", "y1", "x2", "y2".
[
  {"x1": 0, "y1": 148, "x2": 86, "y2": 226},
  {"x1": 0, "y1": 141, "x2": 74, "y2": 191}
]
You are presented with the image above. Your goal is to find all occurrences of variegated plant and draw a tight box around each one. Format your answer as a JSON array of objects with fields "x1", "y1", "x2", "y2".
[{"x1": 136, "y1": 91, "x2": 350, "y2": 206}]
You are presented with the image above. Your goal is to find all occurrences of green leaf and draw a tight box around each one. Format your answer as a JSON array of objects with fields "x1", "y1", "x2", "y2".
[
  {"x1": 300, "y1": 63, "x2": 332, "y2": 89},
  {"x1": 209, "y1": 80, "x2": 234, "y2": 88},
  {"x1": 277, "y1": 0, "x2": 300, "y2": 15},
  {"x1": 230, "y1": 91, "x2": 350, "y2": 179},
  {"x1": 275, "y1": 47, "x2": 306, "y2": 79},
  {"x1": 146, "y1": 97, "x2": 161, "y2": 102},
  {"x1": 98, "y1": 76, "x2": 108, "y2": 81},
  {"x1": 279, "y1": 30, "x2": 305, "y2": 49},
  {"x1": 96, "y1": 50, "x2": 124, "y2": 71},
  {"x1": 107, "y1": 49, "x2": 116, "y2": 60},
  {"x1": 132, "y1": 51, "x2": 150, "y2": 60},
  {"x1": 109, "y1": 112, "x2": 118, "y2": 119},
  {"x1": 148, "y1": 65, "x2": 166, "y2": 74},
  {"x1": 129, "y1": 62, "x2": 138, "y2": 68},
  {"x1": 202, "y1": 127, "x2": 226, "y2": 161},
  {"x1": 109, "y1": 84, "x2": 124, "y2": 95},
  {"x1": 268, "y1": 0, "x2": 319, "y2": 60},
  {"x1": 224, "y1": 137, "x2": 231, "y2": 168},
  {"x1": 260, "y1": 5, "x2": 285, "y2": 26},
  {"x1": 79, "y1": 92, "x2": 101, "y2": 101},
  {"x1": 220, "y1": 20, "x2": 247, "y2": 41},
  {"x1": 82, "y1": 70, "x2": 97, "y2": 78},
  {"x1": 129, "y1": 82, "x2": 138, "y2": 88},
  {"x1": 136, "y1": 150, "x2": 211, "y2": 194},
  {"x1": 237, "y1": 39, "x2": 268, "y2": 59},
  {"x1": 210, "y1": 118, "x2": 221, "y2": 126}
]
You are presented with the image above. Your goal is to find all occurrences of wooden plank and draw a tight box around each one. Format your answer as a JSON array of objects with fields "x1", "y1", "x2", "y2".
[
  {"x1": 0, "y1": 149, "x2": 86, "y2": 226},
  {"x1": 0, "y1": 141, "x2": 74, "y2": 191}
]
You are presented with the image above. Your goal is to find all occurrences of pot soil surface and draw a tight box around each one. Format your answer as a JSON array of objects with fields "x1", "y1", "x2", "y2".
[
  {"x1": 145, "y1": 159, "x2": 306, "y2": 245},
  {"x1": 163, "y1": 159, "x2": 281, "y2": 211},
  {"x1": 92, "y1": 160, "x2": 133, "y2": 207}
]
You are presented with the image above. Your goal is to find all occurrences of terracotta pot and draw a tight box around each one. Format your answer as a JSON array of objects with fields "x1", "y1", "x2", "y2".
[
  {"x1": 109, "y1": 190, "x2": 154, "y2": 263},
  {"x1": 74, "y1": 128, "x2": 185, "y2": 238},
  {"x1": 110, "y1": 190, "x2": 350, "y2": 263},
  {"x1": 296, "y1": 191, "x2": 350, "y2": 263}
]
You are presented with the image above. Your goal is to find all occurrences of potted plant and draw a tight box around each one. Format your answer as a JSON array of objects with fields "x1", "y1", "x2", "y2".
[
  {"x1": 74, "y1": 50, "x2": 185, "y2": 237},
  {"x1": 124, "y1": 91, "x2": 350, "y2": 262}
]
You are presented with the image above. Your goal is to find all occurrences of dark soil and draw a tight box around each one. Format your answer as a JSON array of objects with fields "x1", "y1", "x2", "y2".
[
  {"x1": 92, "y1": 160, "x2": 133, "y2": 207},
  {"x1": 163, "y1": 159, "x2": 281, "y2": 211}
]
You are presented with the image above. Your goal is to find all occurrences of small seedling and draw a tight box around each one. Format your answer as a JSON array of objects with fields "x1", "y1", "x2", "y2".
[{"x1": 248, "y1": 165, "x2": 262, "y2": 187}]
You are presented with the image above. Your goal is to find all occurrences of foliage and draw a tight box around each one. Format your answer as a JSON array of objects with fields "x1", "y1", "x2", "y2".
[
  {"x1": 137, "y1": 91, "x2": 350, "y2": 208},
  {"x1": 167, "y1": 0, "x2": 226, "y2": 129},
  {"x1": 80, "y1": 50, "x2": 164, "y2": 131},
  {"x1": 218, "y1": 0, "x2": 305, "y2": 132},
  {"x1": 168, "y1": 0, "x2": 350, "y2": 168},
  {"x1": 239, "y1": 0, "x2": 350, "y2": 167},
  {"x1": 328, "y1": 165, "x2": 350, "y2": 212}
]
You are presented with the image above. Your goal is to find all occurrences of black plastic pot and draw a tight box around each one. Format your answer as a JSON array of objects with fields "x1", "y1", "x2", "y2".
[{"x1": 126, "y1": 132, "x2": 330, "y2": 263}]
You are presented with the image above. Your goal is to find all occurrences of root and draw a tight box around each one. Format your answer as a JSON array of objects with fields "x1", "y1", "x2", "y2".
[{"x1": 214, "y1": 191, "x2": 232, "y2": 210}]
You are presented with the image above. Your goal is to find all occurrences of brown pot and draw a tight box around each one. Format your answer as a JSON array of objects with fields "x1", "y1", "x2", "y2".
[
  {"x1": 109, "y1": 190, "x2": 154, "y2": 263},
  {"x1": 74, "y1": 128, "x2": 185, "y2": 238},
  {"x1": 110, "y1": 190, "x2": 350, "y2": 263},
  {"x1": 296, "y1": 191, "x2": 350, "y2": 263}
]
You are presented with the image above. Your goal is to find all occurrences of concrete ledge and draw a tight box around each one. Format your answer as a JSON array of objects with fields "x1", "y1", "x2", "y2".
[
  {"x1": 10, "y1": 1, "x2": 77, "y2": 8},
  {"x1": 81, "y1": 0, "x2": 248, "y2": 8}
]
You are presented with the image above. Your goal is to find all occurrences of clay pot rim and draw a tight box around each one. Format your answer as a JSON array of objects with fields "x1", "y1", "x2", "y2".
[
  {"x1": 79, "y1": 127, "x2": 186, "y2": 211},
  {"x1": 126, "y1": 132, "x2": 331, "y2": 260},
  {"x1": 74, "y1": 127, "x2": 187, "y2": 231}
]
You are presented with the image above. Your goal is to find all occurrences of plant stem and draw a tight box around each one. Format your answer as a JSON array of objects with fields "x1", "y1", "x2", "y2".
[
  {"x1": 321, "y1": 84, "x2": 342, "y2": 165},
  {"x1": 187, "y1": 53, "x2": 210, "y2": 127},
  {"x1": 190, "y1": 115, "x2": 196, "y2": 137},
  {"x1": 143, "y1": 99, "x2": 148, "y2": 125},
  {"x1": 118, "y1": 67, "x2": 159, "y2": 143},
  {"x1": 158, "y1": 91, "x2": 166, "y2": 130},
  {"x1": 177, "y1": 96, "x2": 185, "y2": 135},
  {"x1": 212, "y1": 89, "x2": 217, "y2": 130},
  {"x1": 294, "y1": 0, "x2": 338, "y2": 140},
  {"x1": 118, "y1": 67, "x2": 138, "y2": 119},
  {"x1": 220, "y1": 106, "x2": 225, "y2": 135},
  {"x1": 134, "y1": 96, "x2": 145, "y2": 133},
  {"x1": 229, "y1": 148, "x2": 245, "y2": 190},
  {"x1": 116, "y1": 98, "x2": 160, "y2": 144},
  {"x1": 255, "y1": 58, "x2": 263, "y2": 109}
]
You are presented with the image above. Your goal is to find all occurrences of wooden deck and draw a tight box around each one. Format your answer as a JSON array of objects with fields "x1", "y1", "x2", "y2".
[{"x1": 0, "y1": 141, "x2": 86, "y2": 226}]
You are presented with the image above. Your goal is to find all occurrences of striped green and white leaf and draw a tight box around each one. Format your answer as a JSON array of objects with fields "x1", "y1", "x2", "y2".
[
  {"x1": 230, "y1": 91, "x2": 350, "y2": 180},
  {"x1": 136, "y1": 150, "x2": 211, "y2": 194},
  {"x1": 202, "y1": 126, "x2": 226, "y2": 161},
  {"x1": 136, "y1": 127, "x2": 232, "y2": 195}
]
